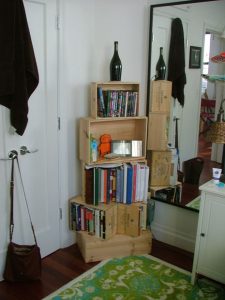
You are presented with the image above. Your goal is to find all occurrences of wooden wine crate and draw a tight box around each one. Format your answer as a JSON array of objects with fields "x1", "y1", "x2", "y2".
[
  {"x1": 69, "y1": 195, "x2": 117, "y2": 240},
  {"x1": 148, "y1": 150, "x2": 171, "y2": 186},
  {"x1": 76, "y1": 229, "x2": 152, "y2": 263},
  {"x1": 91, "y1": 82, "x2": 140, "y2": 118},
  {"x1": 79, "y1": 116, "x2": 147, "y2": 164},
  {"x1": 147, "y1": 112, "x2": 170, "y2": 150},
  {"x1": 117, "y1": 203, "x2": 147, "y2": 237},
  {"x1": 149, "y1": 80, "x2": 172, "y2": 113},
  {"x1": 150, "y1": 182, "x2": 182, "y2": 204}
]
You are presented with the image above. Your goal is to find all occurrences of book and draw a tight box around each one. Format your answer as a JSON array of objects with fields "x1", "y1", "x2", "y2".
[
  {"x1": 85, "y1": 168, "x2": 93, "y2": 204},
  {"x1": 116, "y1": 168, "x2": 121, "y2": 203},
  {"x1": 94, "y1": 209, "x2": 100, "y2": 238},
  {"x1": 97, "y1": 87, "x2": 106, "y2": 117},
  {"x1": 70, "y1": 202, "x2": 76, "y2": 230},
  {"x1": 106, "y1": 169, "x2": 111, "y2": 203},
  {"x1": 94, "y1": 167, "x2": 100, "y2": 206},
  {"x1": 143, "y1": 165, "x2": 149, "y2": 202},
  {"x1": 100, "y1": 210, "x2": 106, "y2": 239},
  {"x1": 132, "y1": 163, "x2": 137, "y2": 202},
  {"x1": 75, "y1": 204, "x2": 81, "y2": 231},
  {"x1": 80, "y1": 206, "x2": 86, "y2": 231},
  {"x1": 126, "y1": 164, "x2": 133, "y2": 204},
  {"x1": 123, "y1": 163, "x2": 128, "y2": 204},
  {"x1": 135, "y1": 163, "x2": 141, "y2": 201},
  {"x1": 139, "y1": 164, "x2": 146, "y2": 202}
]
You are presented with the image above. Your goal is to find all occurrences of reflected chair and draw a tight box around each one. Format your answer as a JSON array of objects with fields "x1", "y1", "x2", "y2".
[{"x1": 183, "y1": 157, "x2": 204, "y2": 185}]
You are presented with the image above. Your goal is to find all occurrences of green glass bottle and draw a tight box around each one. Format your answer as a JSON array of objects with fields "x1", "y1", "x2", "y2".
[
  {"x1": 155, "y1": 47, "x2": 166, "y2": 80},
  {"x1": 110, "y1": 41, "x2": 122, "y2": 81}
]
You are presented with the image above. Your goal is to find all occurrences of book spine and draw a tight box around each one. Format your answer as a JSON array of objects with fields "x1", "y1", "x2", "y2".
[
  {"x1": 95, "y1": 209, "x2": 100, "y2": 238},
  {"x1": 85, "y1": 168, "x2": 94, "y2": 204},
  {"x1": 97, "y1": 87, "x2": 106, "y2": 117},
  {"x1": 126, "y1": 165, "x2": 133, "y2": 204}
]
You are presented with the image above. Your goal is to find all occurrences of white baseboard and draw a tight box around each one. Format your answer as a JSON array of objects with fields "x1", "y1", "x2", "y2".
[
  {"x1": 151, "y1": 201, "x2": 199, "y2": 253},
  {"x1": 151, "y1": 221, "x2": 196, "y2": 252}
]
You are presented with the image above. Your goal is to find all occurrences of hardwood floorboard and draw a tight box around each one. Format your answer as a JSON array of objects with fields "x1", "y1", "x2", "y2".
[{"x1": 0, "y1": 241, "x2": 192, "y2": 300}]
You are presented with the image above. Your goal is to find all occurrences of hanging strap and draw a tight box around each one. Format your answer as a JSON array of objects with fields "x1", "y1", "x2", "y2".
[
  {"x1": 175, "y1": 117, "x2": 181, "y2": 170},
  {"x1": 9, "y1": 155, "x2": 37, "y2": 245},
  {"x1": 9, "y1": 158, "x2": 15, "y2": 241}
]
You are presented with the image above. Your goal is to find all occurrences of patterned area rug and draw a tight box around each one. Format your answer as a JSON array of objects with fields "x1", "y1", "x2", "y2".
[
  {"x1": 43, "y1": 255, "x2": 225, "y2": 300},
  {"x1": 186, "y1": 196, "x2": 201, "y2": 211}
]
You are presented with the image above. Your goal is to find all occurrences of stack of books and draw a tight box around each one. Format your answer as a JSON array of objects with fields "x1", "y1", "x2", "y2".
[
  {"x1": 97, "y1": 87, "x2": 138, "y2": 117},
  {"x1": 85, "y1": 162, "x2": 149, "y2": 205}
]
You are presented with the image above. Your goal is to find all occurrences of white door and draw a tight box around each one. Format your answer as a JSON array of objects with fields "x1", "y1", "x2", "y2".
[
  {"x1": 0, "y1": 0, "x2": 60, "y2": 279},
  {"x1": 209, "y1": 34, "x2": 225, "y2": 163},
  {"x1": 151, "y1": 12, "x2": 188, "y2": 149}
]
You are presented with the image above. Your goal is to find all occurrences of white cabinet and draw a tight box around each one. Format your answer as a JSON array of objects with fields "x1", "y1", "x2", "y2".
[{"x1": 192, "y1": 180, "x2": 225, "y2": 284}]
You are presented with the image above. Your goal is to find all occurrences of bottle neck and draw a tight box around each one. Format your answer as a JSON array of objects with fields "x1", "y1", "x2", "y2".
[
  {"x1": 160, "y1": 47, "x2": 163, "y2": 56},
  {"x1": 114, "y1": 41, "x2": 118, "y2": 52}
]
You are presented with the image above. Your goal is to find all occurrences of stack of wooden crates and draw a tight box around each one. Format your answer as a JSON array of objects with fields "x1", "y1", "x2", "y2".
[
  {"x1": 147, "y1": 80, "x2": 174, "y2": 193},
  {"x1": 70, "y1": 81, "x2": 152, "y2": 263}
]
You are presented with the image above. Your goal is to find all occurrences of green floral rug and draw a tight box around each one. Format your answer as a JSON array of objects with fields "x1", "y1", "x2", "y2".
[
  {"x1": 43, "y1": 255, "x2": 225, "y2": 300},
  {"x1": 186, "y1": 196, "x2": 201, "y2": 211}
]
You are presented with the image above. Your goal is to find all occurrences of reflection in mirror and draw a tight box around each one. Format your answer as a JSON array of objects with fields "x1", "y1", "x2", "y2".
[{"x1": 147, "y1": 0, "x2": 225, "y2": 211}]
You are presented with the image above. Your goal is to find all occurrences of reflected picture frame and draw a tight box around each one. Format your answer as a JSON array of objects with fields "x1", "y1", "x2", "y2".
[{"x1": 189, "y1": 46, "x2": 201, "y2": 69}]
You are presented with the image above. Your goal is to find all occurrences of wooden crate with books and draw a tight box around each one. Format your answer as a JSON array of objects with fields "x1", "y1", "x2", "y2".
[
  {"x1": 81, "y1": 161, "x2": 149, "y2": 205},
  {"x1": 74, "y1": 81, "x2": 152, "y2": 262},
  {"x1": 91, "y1": 82, "x2": 140, "y2": 118},
  {"x1": 69, "y1": 196, "x2": 117, "y2": 240},
  {"x1": 69, "y1": 196, "x2": 148, "y2": 238}
]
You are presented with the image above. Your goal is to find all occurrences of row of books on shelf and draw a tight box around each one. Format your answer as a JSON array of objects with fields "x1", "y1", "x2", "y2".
[
  {"x1": 97, "y1": 87, "x2": 138, "y2": 117},
  {"x1": 85, "y1": 162, "x2": 149, "y2": 206},
  {"x1": 70, "y1": 199, "x2": 147, "y2": 239},
  {"x1": 70, "y1": 203, "x2": 111, "y2": 239}
]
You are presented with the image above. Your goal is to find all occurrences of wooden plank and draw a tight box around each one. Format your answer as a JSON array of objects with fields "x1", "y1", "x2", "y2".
[
  {"x1": 149, "y1": 150, "x2": 171, "y2": 186},
  {"x1": 149, "y1": 80, "x2": 172, "y2": 113},
  {"x1": 147, "y1": 112, "x2": 170, "y2": 151},
  {"x1": 76, "y1": 230, "x2": 152, "y2": 263}
]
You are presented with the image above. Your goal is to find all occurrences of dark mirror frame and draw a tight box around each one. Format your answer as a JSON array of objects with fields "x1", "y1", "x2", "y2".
[{"x1": 146, "y1": 0, "x2": 218, "y2": 212}]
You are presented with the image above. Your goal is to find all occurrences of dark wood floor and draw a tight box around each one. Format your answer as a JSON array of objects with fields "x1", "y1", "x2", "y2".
[{"x1": 0, "y1": 240, "x2": 193, "y2": 300}]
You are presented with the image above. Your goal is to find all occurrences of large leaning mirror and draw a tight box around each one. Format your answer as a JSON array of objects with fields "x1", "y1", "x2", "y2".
[{"x1": 147, "y1": 0, "x2": 225, "y2": 212}]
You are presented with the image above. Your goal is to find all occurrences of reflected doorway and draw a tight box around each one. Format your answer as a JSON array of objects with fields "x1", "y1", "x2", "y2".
[{"x1": 198, "y1": 31, "x2": 223, "y2": 184}]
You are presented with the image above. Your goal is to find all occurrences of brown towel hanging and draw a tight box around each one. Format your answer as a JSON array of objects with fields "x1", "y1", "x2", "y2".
[{"x1": 0, "y1": 0, "x2": 39, "y2": 135}]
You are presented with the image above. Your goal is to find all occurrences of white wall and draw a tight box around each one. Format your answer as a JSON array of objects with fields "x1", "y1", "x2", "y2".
[
  {"x1": 59, "y1": 0, "x2": 225, "y2": 249},
  {"x1": 59, "y1": 0, "x2": 151, "y2": 246},
  {"x1": 61, "y1": 0, "x2": 150, "y2": 204}
]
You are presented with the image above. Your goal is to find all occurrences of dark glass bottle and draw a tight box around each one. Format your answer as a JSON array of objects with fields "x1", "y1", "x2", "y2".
[
  {"x1": 110, "y1": 41, "x2": 122, "y2": 81},
  {"x1": 155, "y1": 47, "x2": 166, "y2": 80}
]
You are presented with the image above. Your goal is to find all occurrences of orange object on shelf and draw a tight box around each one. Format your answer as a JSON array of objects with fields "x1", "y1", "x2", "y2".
[{"x1": 98, "y1": 134, "x2": 112, "y2": 158}]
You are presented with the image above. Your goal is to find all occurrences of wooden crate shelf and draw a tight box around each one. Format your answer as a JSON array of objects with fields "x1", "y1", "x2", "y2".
[
  {"x1": 91, "y1": 81, "x2": 140, "y2": 118},
  {"x1": 79, "y1": 116, "x2": 147, "y2": 164},
  {"x1": 76, "y1": 229, "x2": 152, "y2": 263}
]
